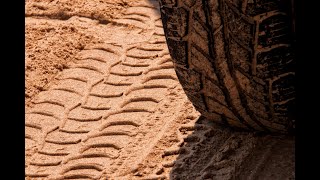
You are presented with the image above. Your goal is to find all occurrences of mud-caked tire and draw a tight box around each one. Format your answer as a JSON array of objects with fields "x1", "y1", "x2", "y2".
[{"x1": 159, "y1": 0, "x2": 295, "y2": 133}]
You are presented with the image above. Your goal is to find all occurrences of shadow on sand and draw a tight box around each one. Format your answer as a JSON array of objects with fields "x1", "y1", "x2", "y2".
[{"x1": 165, "y1": 116, "x2": 295, "y2": 179}]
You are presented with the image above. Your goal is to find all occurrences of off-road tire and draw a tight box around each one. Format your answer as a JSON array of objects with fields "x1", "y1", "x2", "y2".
[{"x1": 159, "y1": 0, "x2": 295, "y2": 133}]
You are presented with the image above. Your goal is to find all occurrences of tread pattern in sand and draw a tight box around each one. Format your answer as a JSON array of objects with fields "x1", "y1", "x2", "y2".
[{"x1": 25, "y1": 1, "x2": 182, "y2": 179}]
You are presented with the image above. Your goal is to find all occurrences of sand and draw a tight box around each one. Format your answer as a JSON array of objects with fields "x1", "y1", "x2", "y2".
[{"x1": 25, "y1": 0, "x2": 295, "y2": 179}]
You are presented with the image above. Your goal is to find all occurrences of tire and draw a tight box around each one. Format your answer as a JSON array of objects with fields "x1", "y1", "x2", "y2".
[{"x1": 159, "y1": 0, "x2": 295, "y2": 133}]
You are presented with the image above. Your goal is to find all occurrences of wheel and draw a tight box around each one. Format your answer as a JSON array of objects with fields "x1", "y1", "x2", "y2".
[{"x1": 159, "y1": 0, "x2": 295, "y2": 133}]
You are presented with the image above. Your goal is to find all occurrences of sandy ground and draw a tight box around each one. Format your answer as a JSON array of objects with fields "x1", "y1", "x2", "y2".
[{"x1": 25, "y1": 0, "x2": 295, "y2": 179}]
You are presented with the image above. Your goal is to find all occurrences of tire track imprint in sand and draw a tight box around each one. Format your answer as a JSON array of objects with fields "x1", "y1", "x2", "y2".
[{"x1": 25, "y1": 1, "x2": 190, "y2": 179}]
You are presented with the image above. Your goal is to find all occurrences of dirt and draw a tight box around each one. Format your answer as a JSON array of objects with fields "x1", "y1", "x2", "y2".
[{"x1": 25, "y1": 0, "x2": 295, "y2": 179}]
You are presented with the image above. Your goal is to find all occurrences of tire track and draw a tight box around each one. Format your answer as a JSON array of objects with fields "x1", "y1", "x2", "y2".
[{"x1": 25, "y1": 1, "x2": 181, "y2": 179}]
